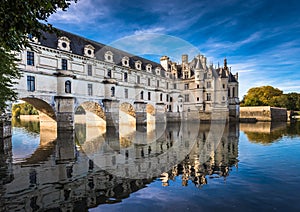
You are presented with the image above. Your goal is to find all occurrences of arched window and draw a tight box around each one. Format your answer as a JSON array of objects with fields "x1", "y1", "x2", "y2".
[
  {"x1": 111, "y1": 87, "x2": 115, "y2": 97},
  {"x1": 140, "y1": 91, "x2": 144, "y2": 100},
  {"x1": 107, "y1": 69, "x2": 111, "y2": 78},
  {"x1": 65, "y1": 80, "x2": 71, "y2": 93}
]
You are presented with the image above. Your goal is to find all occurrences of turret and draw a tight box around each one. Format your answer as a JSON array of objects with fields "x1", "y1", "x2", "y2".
[
  {"x1": 182, "y1": 54, "x2": 188, "y2": 64},
  {"x1": 194, "y1": 55, "x2": 203, "y2": 83},
  {"x1": 160, "y1": 56, "x2": 169, "y2": 71},
  {"x1": 224, "y1": 58, "x2": 228, "y2": 70}
]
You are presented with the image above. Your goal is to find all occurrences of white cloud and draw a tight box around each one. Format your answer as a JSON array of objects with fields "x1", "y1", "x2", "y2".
[
  {"x1": 49, "y1": 0, "x2": 108, "y2": 24},
  {"x1": 134, "y1": 27, "x2": 166, "y2": 35}
]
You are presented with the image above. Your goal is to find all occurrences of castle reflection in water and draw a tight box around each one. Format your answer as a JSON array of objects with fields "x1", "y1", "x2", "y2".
[{"x1": 0, "y1": 119, "x2": 240, "y2": 211}]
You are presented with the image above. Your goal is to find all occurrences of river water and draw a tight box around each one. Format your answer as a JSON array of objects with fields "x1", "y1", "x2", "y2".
[{"x1": 0, "y1": 119, "x2": 300, "y2": 211}]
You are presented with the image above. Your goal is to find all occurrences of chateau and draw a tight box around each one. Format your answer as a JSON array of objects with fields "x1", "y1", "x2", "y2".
[{"x1": 13, "y1": 29, "x2": 239, "y2": 130}]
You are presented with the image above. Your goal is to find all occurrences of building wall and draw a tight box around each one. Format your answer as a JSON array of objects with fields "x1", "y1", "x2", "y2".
[{"x1": 13, "y1": 35, "x2": 239, "y2": 121}]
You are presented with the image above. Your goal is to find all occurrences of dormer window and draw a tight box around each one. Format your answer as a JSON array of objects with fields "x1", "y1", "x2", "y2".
[
  {"x1": 135, "y1": 60, "x2": 142, "y2": 70},
  {"x1": 105, "y1": 51, "x2": 114, "y2": 63},
  {"x1": 84, "y1": 44, "x2": 95, "y2": 58},
  {"x1": 27, "y1": 34, "x2": 39, "y2": 44},
  {"x1": 155, "y1": 67, "x2": 161, "y2": 75},
  {"x1": 58, "y1": 36, "x2": 71, "y2": 52},
  {"x1": 146, "y1": 64, "x2": 152, "y2": 72},
  {"x1": 122, "y1": 56, "x2": 129, "y2": 67}
]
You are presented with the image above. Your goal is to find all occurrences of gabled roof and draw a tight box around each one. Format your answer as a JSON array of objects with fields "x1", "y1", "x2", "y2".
[{"x1": 39, "y1": 29, "x2": 166, "y2": 76}]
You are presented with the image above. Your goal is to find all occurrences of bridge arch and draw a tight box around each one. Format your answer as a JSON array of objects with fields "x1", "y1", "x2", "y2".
[
  {"x1": 19, "y1": 97, "x2": 57, "y2": 145},
  {"x1": 74, "y1": 101, "x2": 106, "y2": 143}
]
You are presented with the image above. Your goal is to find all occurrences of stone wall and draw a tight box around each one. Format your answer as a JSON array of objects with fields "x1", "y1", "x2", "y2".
[
  {"x1": 0, "y1": 121, "x2": 11, "y2": 138},
  {"x1": 240, "y1": 106, "x2": 287, "y2": 122}
]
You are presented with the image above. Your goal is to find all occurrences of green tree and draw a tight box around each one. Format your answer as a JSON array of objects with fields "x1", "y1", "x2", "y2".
[
  {"x1": 0, "y1": 0, "x2": 77, "y2": 112},
  {"x1": 241, "y1": 86, "x2": 283, "y2": 106},
  {"x1": 12, "y1": 102, "x2": 39, "y2": 117}
]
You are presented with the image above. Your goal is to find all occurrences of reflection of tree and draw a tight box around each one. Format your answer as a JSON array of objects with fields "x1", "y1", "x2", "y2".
[
  {"x1": 244, "y1": 121, "x2": 300, "y2": 144},
  {"x1": 245, "y1": 130, "x2": 284, "y2": 144},
  {"x1": 285, "y1": 121, "x2": 300, "y2": 137},
  {"x1": 12, "y1": 117, "x2": 39, "y2": 133}
]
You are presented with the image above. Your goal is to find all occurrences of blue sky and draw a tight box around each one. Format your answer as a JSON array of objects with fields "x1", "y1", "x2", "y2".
[{"x1": 48, "y1": 0, "x2": 300, "y2": 98}]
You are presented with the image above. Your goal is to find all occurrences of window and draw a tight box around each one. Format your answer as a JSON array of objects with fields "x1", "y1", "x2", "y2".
[
  {"x1": 148, "y1": 92, "x2": 151, "y2": 100},
  {"x1": 88, "y1": 84, "x2": 93, "y2": 96},
  {"x1": 232, "y1": 87, "x2": 235, "y2": 97},
  {"x1": 148, "y1": 78, "x2": 151, "y2": 86},
  {"x1": 87, "y1": 64, "x2": 92, "y2": 76},
  {"x1": 27, "y1": 76, "x2": 35, "y2": 91},
  {"x1": 222, "y1": 84, "x2": 225, "y2": 89},
  {"x1": 184, "y1": 83, "x2": 189, "y2": 90},
  {"x1": 124, "y1": 72, "x2": 128, "y2": 82},
  {"x1": 228, "y1": 88, "x2": 230, "y2": 97},
  {"x1": 184, "y1": 94, "x2": 189, "y2": 102},
  {"x1": 107, "y1": 69, "x2": 111, "y2": 78},
  {"x1": 137, "y1": 75, "x2": 140, "y2": 84},
  {"x1": 111, "y1": 87, "x2": 115, "y2": 97},
  {"x1": 207, "y1": 81, "x2": 211, "y2": 88},
  {"x1": 166, "y1": 94, "x2": 169, "y2": 102},
  {"x1": 184, "y1": 72, "x2": 189, "y2": 79},
  {"x1": 27, "y1": 51, "x2": 34, "y2": 66},
  {"x1": 140, "y1": 91, "x2": 144, "y2": 100},
  {"x1": 197, "y1": 84, "x2": 200, "y2": 89},
  {"x1": 174, "y1": 83, "x2": 177, "y2": 89},
  {"x1": 105, "y1": 51, "x2": 113, "y2": 62},
  {"x1": 160, "y1": 93, "x2": 163, "y2": 101},
  {"x1": 124, "y1": 89, "x2": 128, "y2": 98},
  {"x1": 197, "y1": 97, "x2": 200, "y2": 101},
  {"x1": 170, "y1": 97, "x2": 173, "y2": 102},
  {"x1": 157, "y1": 80, "x2": 159, "y2": 87},
  {"x1": 166, "y1": 82, "x2": 169, "y2": 89},
  {"x1": 122, "y1": 56, "x2": 129, "y2": 66},
  {"x1": 62, "y1": 59, "x2": 68, "y2": 70},
  {"x1": 206, "y1": 93, "x2": 211, "y2": 101},
  {"x1": 65, "y1": 80, "x2": 71, "y2": 93}
]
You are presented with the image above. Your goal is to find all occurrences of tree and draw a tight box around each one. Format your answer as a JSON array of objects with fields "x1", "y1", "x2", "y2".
[
  {"x1": 241, "y1": 86, "x2": 283, "y2": 106},
  {"x1": 242, "y1": 86, "x2": 300, "y2": 111},
  {"x1": 0, "y1": 0, "x2": 77, "y2": 112}
]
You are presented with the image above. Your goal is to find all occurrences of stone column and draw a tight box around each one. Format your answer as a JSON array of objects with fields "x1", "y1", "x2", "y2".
[
  {"x1": 55, "y1": 96, "x2": 75, "y2": 131},
  {"x1": 0, "y1": 120, "x2": 12, "y2": 139},
  {"x1": 0, "y1": 135, "x2": 13, "y2": 184},
  {"x1": 103, "y1": 99, "x2": 119, "y2": 128},
  {"x1": 56, "y1": 130, "x2": 76, "y2": 163},
  {"x1": 103, "y1": 99, "x2": 119, "y2": 149}
]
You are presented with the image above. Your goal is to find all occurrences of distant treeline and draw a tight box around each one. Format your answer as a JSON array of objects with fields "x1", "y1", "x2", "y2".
[
  {"x1": 12, "y1": 102, "x2": 39, "y2": 117},
  {"x1": 240, "y1": 86, "x2": 300, "y2": 111}
]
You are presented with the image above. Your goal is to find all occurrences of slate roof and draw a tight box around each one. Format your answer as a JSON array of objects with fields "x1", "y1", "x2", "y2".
[{"x1": 39, "y1": 29, "x2": 166, "y2": 76}]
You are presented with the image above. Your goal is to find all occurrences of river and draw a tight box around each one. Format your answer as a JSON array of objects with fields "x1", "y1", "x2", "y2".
[{"x1": 0, "y1": 119, "x2": 300, "y2": 211}]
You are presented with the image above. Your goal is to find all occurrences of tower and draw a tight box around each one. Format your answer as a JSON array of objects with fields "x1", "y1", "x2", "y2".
[{"x1": 160, "y1": 56, "x2": 169, "y2": 71}]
